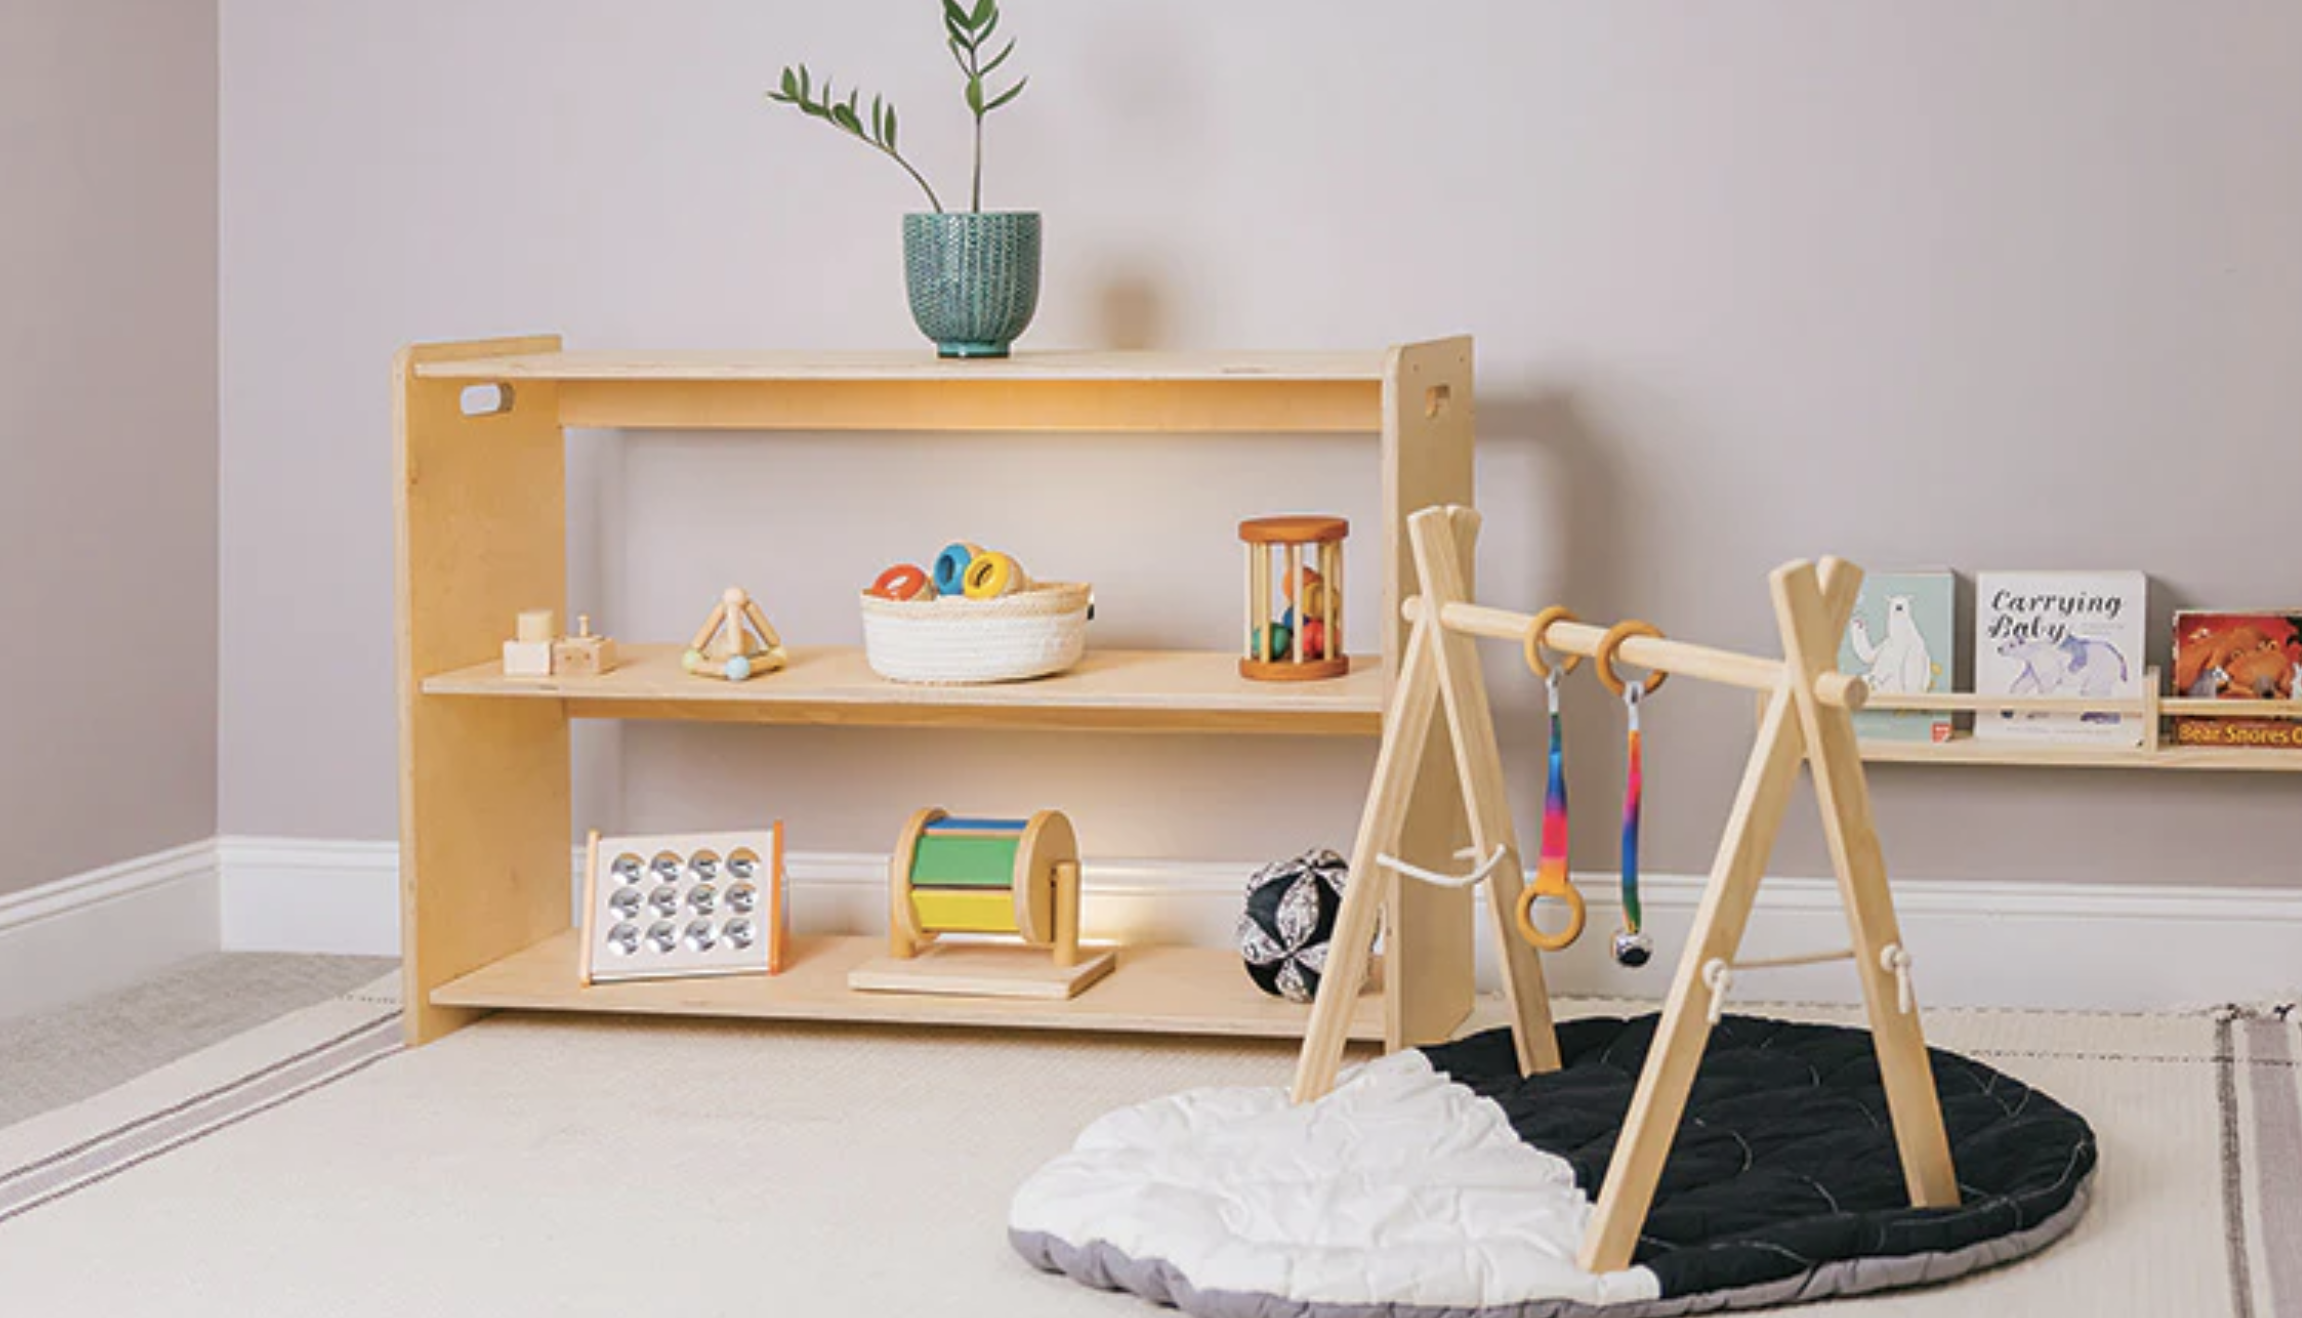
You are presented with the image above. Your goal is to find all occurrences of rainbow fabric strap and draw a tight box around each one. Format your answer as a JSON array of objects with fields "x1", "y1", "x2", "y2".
[
  {"x1": 1537, "y1": 671, "x2": 1570, "y2": 893},
  {"x1": 1621, "y1": 684, "x2": 1644, "y2": 934}
]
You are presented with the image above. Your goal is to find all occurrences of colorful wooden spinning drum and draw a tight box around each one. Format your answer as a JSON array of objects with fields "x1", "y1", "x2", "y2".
[{"x1": 887, "y1": 808, "x2": 1082, "y2": 967}]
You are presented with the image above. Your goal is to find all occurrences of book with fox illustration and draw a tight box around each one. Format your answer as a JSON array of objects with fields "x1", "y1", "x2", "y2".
[
  {"x1": 2171, "y1": 611, "x2": 2302, "y2": 749},
  {"x1": 1840, "y1": 572, "x2": 1954, "y2": 743},
  {"x1": 1972, "y1": 571, "x2": 2147, "y2": 746}
]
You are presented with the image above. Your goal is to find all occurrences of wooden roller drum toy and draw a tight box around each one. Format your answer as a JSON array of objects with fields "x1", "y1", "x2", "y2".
[{"x1": 849, "y1": 808, "x2": 1116, "y2": 1000}]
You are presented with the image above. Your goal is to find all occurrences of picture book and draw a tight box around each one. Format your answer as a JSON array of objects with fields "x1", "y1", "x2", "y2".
[
  {"x1": 1972, "y1": 571, "x2": 2147, "y2": 746},
  {"x1": 2171, "y1": 611, "x2": 2302, "y2": 749},
  {"x1": 1841, "y1": 571, "x2": 1954, "y2": 743}
]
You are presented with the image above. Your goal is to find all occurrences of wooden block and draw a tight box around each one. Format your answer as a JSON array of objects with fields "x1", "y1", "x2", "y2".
[
  {"x1": 501, "y1": 639, "x2": 553, "y2": 677},
  {"x1": 847, "y1": 942, "x2": 1117, "y2": 1000},
  {"x1": 515, "y1": 609, "x2": 557, "y2": 644},
  {"x1": 553, "y1": 634, "x2": 616, "y2": 677}
]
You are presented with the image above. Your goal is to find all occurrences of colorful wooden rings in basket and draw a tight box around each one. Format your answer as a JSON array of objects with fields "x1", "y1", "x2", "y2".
[
  {"x1": 887, "y1": 808, "x2": 1082, "y2": 969},
  {"x1": 871, "y1": 544, "x2": 1033, "y2": 602}
]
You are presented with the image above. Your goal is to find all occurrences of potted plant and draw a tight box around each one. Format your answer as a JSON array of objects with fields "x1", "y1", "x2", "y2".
[{"x1": 767, "y1": 0, "x2": 1036, "y2": 358}]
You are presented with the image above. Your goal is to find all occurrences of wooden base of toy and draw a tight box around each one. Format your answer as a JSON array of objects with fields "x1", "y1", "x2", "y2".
[
  {"x1": 1238, "y1": 655, "x2": 1351, "y2": 682},
  {"x1": 847, "y1": 942, "x2": 1117, "y2": 1000}
]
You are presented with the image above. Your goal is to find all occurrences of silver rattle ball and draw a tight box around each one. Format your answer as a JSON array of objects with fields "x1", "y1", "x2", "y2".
[{"x1": 1612, "y1": 928, "x2": 1654, "y2": 968}]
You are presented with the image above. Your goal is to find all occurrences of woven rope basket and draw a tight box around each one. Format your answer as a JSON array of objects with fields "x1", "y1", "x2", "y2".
[{"x1": 859, "y1": 582, "x2": 1091, "y2": 684}]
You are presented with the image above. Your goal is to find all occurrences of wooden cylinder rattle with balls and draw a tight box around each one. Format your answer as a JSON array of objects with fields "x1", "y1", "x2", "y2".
[
  {"x1": 1240, "y1": 515, "x2": 1348, "y2": 681},
  {"x1": 887, "y1": 808, "x2": 1083, "y2": 968}
]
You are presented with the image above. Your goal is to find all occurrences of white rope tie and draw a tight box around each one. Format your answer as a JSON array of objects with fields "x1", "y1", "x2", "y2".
[
  {"x1": 1881, "y1": 943, "x2": 1914, "y2": 1015},
  {"x1": 1377, "y1": 846, "x2": 1509, "y2": 890},
  {"x1": 1700, "y1": 945, "x2": 1917, "y2": 1025},
  {"x1": 1700, "y1": 958, "x2": 1734, "y2": 1025}
]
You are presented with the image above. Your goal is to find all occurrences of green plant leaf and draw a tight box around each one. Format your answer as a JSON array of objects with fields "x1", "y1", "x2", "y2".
[
  {"x1": 971, "y1": 0, "x2": 997, "y2": 29},
  {"x1": 779, "y1": 67, "x2": 798, "y2": 99},
  {"x1": 983, "y1": 76, "x2": 1027, "y2": 112},
  {"x1": 980, "y1": 38, "x2": 1016, "y2": 77},
  {"x1": 831, "y1": 102, "x2": 860, "y2": 133},
  {"x1": 943, "y1": 0, "x2": 970, "y2": 30},
  {"x1": 798, "y1": 64, "x2": 811, "y2": 100},
  {"x1": 884, "y1": 103, "x2": 898, "y2": 149},
  {"x1": 965, "y1": 74, "x2": 983, "y2": 114}
]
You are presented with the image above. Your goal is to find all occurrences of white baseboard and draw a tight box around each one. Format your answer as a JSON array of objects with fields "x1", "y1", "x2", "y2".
[
  {"x1": 0, "y1": 841, "x2": 220, "y2": 1020},
  {"x1": 211, "y1": 836, "x2": 2302, "y2": 1013}
]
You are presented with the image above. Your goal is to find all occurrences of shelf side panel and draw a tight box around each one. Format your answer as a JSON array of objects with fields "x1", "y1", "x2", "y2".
[
  {"x1": 553, "y1": 377, "x2": 1383, "y2": 433},
  {"x1": 1382, "y1": 337, "x2": 1481, "y2": 1048},
  {"x1": 395, "y1": 336, "x2": 574, "y2": 1046}
]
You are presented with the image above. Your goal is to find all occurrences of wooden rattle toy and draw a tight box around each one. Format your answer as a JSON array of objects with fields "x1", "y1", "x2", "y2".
[
  {"x1": 579, "y1": 824, "x2": 789, "y2": 983},
  {"x1": 848, "y1": 808, "x2": 1116, "y2": 1000},
  {"x1": 682, "y1": 586, "x2": 789, "y2": 681},
  {"x1": 1240, "y1": 515, "x2": 1348, "y2": 681}
]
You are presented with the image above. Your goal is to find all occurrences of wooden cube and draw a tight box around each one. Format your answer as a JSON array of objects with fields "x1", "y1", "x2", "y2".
[
  {"x1": 515, "y1": 609, "x2": 557, "y2": 644},
  {"x1": 502, "y1": 639, "x2": 554, "y2": 677}
]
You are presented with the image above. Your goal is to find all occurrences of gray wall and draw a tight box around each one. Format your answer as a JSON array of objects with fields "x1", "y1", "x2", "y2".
[
  {"x1": 219, "y1": 2, "x2": 2301, "y2": 888},
  {"x1": 0, "y1": 1, "x2": 219, "y2": 896}
]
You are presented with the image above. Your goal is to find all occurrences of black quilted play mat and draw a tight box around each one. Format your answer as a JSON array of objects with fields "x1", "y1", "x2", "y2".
[
  {"x1": 1427, "y1": 1013, "x2": 2097, "y2": 1304},
  {"x1": 1014, "y1": 1011, "x2": 2097, "y2": 1316}
]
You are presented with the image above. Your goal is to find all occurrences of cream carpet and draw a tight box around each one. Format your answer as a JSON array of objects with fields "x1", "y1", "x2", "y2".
[{"x1": 0, "y1": 976, "x2": 2292, "y2": 1317}]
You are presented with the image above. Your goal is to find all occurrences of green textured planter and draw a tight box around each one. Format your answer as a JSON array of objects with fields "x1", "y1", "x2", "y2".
[{"x1": 902, "y1": 212, "x2": 1041, "y2": 358}]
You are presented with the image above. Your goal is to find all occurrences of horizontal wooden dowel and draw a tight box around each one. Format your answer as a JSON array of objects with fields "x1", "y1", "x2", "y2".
[
  {"x1": 1865, "y1": 691, "x2": 2150, "y2": 716},
  {"x1": 2160, "y1": 697, "x2": 2302, "y2": 721},
  {"x1": 1406, "y1": 598, "x2": 1866, "y2": 710}
]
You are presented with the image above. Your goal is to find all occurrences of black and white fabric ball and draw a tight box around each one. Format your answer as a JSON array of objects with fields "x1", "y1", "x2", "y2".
[{"x1": 1236, "y1": 848, "x2": 1350, "y2": 1003}]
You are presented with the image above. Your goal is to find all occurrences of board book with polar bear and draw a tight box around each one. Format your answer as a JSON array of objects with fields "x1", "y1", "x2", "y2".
[
  {"x1": 1839, "y1": 571, "x2": 1955, "y2": 743},
  {"x1": 1972, "y1": 570, "x2": 2148, "y2": 746}
]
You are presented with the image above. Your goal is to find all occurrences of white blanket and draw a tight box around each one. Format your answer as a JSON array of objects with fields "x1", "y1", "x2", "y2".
[{"x1": 1009, "y1": 1051, "x2": 1662, "y2": 1310}]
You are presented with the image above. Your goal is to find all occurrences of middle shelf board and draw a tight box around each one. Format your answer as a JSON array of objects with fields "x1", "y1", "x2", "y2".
[
  {"x1": 432, "y1": 931, "x2": 1388, "y2": 1042},
  {"x1": 423, "y1": 644, "x2": 1385, "y2": 736}
]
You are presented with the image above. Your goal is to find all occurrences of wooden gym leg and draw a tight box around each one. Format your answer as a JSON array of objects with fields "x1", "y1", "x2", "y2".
[
  {"x1": 1773, "y1": 559, "x2": 1959, "y2": 1209},
  {"x1": 1409, "y1": 507, "x2": 1560, "y2": 1075},
  {"x1": 1051, "y1": 860, "x2": 1081, "y2": 969},
  {"x1": 1292, "y1": 607, "x2": 1444, "y2": 1103}
]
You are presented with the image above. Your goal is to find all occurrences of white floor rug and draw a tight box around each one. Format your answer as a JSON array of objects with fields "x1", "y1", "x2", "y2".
[{"x1": 0, "y1": 978, "x2": 2292, "y2": 1317}]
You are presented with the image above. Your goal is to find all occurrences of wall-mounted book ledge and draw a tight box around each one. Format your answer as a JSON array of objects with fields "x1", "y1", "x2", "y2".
[{"x1": 1857, "y1": 667, "x2": 2302, "y2": 772}]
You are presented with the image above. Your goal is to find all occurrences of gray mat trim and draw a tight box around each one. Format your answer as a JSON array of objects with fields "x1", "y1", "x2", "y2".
[{"x1": 1011, "y1": 1172, "x2": 2092, "y2": 1318}]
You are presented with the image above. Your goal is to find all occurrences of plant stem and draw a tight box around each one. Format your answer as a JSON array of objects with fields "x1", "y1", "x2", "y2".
[
  {"x1": 971, "y1": 114, "x2": 983, "y2": 212},
  {"x1": 881, "y1": 140, "x2": 944, "y2": 213}
]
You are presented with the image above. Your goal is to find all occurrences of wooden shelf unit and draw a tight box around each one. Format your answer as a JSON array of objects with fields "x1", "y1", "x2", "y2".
[
  {"x1": 1856, "y1": 670, "x2": 2302, "y2": 771},
  {"x1": 396, "y1": 335, "x2": 1481, "y2": 1049}
]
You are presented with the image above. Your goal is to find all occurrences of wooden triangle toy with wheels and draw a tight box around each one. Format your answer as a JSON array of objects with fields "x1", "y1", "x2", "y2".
[{"x1": 1291, "y1": 504, "x2": 1960, "y2": 1275}]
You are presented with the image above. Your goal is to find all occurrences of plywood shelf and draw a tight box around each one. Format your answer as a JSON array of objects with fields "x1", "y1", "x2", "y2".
[
  {"x1": 1859, "y1": 732, "x2": 2302, "y2": 772},
  {"x1": 431, "y1": 931, "x2": 1388, "y2": 1042},
  {"x1": 414, "y1": 348, "x2": 1395, "y2": 383},
  {"x1": 410, "y1": 347, "x2": 1403, "y2": 433},
  {"x1": 423, "y1": 643, "x2": 1384, "y2": 735}
]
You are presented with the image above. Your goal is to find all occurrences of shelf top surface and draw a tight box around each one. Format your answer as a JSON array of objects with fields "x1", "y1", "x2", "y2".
[
  {"x1": 415, "y1": 348, "x2": 1397, "y2": 384},
  {"x1": 424, "y1": 643, "x2": 1384, "y2": 734}
]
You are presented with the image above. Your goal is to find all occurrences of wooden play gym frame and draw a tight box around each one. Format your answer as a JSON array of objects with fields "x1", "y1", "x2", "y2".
[{"x1": 1291, "y1": 505, "x2": 1960, "y2": 1274}]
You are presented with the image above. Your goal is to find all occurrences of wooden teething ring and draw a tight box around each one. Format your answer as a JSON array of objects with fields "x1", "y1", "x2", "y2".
[
  {"x1": 1515, "y1": 874, "x2": 1587, "y2": 951},
  {"x1": 1521, "y1": 606, "x2": 1584, "y2": 679},
  {"x1": 1595, "y1": 620, "x2": 1668, "y2": 697}
]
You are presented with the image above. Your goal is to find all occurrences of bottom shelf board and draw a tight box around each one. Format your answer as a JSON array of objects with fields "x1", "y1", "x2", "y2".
[
  {"x1": 1858, "y1": 732, "x2": 2302, "y2": 772},
  {"x1": 432, "y1": 931, "x2": 1385, "y2": 1040}
]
